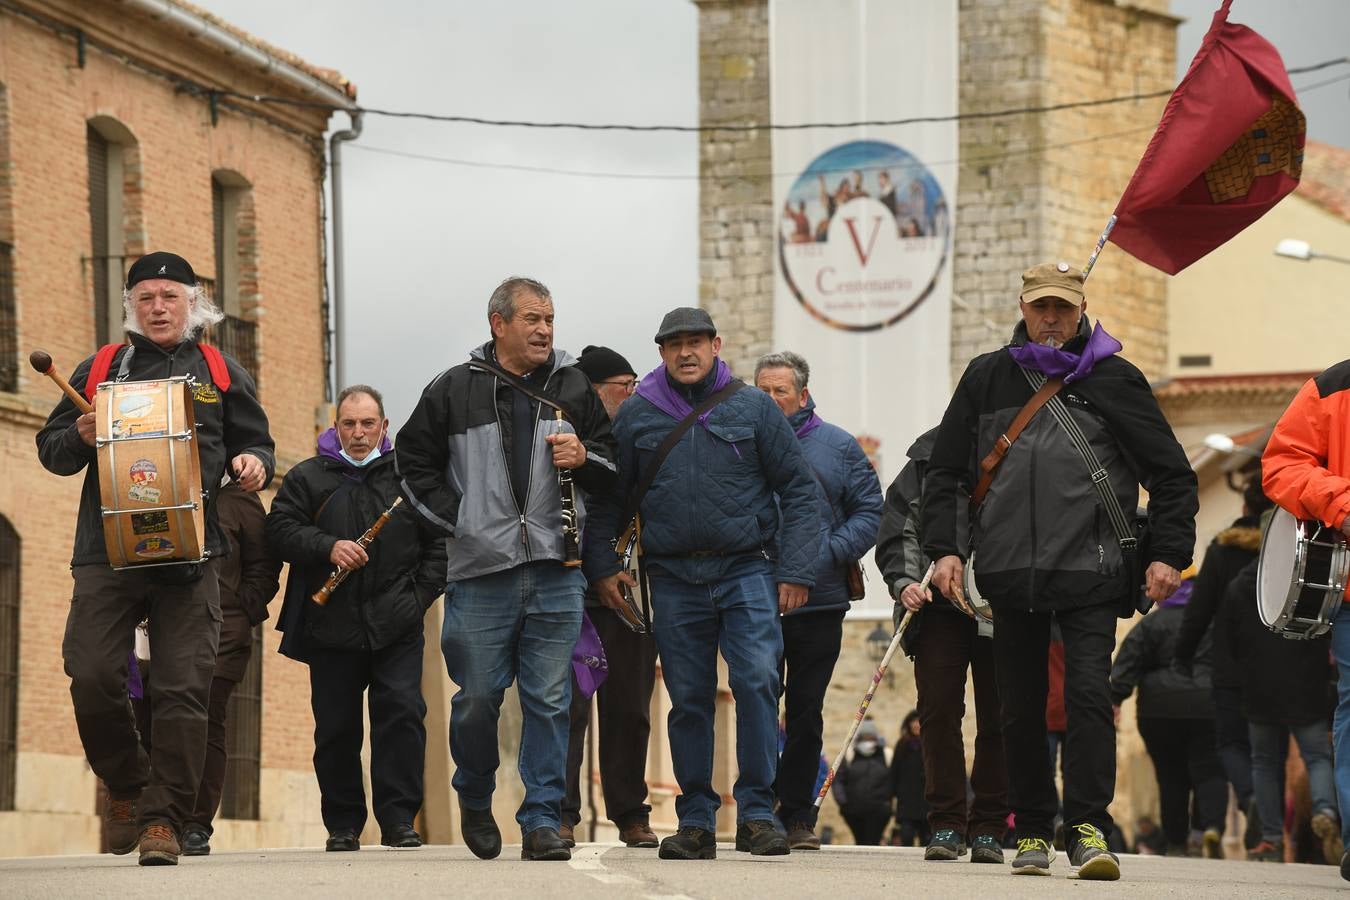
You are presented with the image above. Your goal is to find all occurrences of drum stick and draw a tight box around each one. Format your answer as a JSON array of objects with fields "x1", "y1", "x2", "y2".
[
  {"x1": 29, "y1": 350, "x2": 93, "y2": 414},
  {"x1": 813, "y1": 562, "x2": 936, "y2": 810}
]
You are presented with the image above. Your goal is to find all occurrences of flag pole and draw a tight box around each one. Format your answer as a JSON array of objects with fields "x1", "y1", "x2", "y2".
[{"x1": 1082, "y1": 214, "x2": 1117, "y2": 282}]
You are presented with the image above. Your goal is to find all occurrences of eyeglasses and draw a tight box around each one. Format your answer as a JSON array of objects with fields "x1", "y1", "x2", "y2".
[{"x1": 598, "y1": 378, "x2": 637, "y2": 393}]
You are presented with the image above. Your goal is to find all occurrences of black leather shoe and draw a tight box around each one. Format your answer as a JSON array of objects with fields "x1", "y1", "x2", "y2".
[
  {"x1": 460, "y1": 804, "x2": 501, "y2": 860},
  {"x1": 381, "y1": 823, "x2": 422, "y2": 848},
  {"x1": 326, "y1": 829, "x2": 361, "y2": 852},
  {"x1": 521, "y1": 827, "x2": 572, "y2": 861},
  {"x1": 181, "y1": 826, "x2": 211, "y2": 856},
  {"x1": 659, "y1": 826, "x2": 717, "y2": 860}
]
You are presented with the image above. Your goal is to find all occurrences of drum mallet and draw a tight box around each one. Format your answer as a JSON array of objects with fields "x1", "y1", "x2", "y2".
[
  {"x1": 814, "y1": 561, "x2": 936, "y2": 810},
  {"x1": 29, "y1": 349, "x2": 93, "y2": 414}
]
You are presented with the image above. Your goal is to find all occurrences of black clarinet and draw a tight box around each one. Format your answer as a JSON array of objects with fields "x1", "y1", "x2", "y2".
[{"x1": 555, "y1": 410, "x2": 582, "y2": 567}]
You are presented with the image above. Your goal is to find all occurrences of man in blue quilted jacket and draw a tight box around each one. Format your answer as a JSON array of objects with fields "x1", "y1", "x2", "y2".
[
  {"x1": 755, "y1": 351, "x2": 882, "y2": 851},
  {"x1": 587, "y1": 307, "x2": 819, "y2": 860}
]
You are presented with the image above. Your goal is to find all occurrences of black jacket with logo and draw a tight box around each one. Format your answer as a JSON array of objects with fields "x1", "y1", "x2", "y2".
[
  {"x1": 267, "y1": 445, "x2": 448, "y2": 659},
  {"x1": 921, "y1": 319, "x2": 1197, "y2": 611},
  {"x1": 36, "y1": 332, "x2": 275, "y2": 566}
]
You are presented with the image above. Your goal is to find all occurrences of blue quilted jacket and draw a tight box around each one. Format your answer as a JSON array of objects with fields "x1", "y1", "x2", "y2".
[
  {"x1": 787, "y1": 400, "x2": 883, "y2": 614},
  {"x1": 583, "y1": 366, "x2": 819, "y2": 587}
]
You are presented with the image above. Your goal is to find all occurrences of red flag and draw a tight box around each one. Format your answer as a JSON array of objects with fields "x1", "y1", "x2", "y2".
[{"x1": 1108, "y1": 0, "x2": 1304, "y2": 275}]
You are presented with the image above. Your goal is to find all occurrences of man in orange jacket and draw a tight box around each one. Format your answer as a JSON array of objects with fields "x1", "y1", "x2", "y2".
[{"x1": 1262, "y1": 359, "x2": 1350, "y2": 881}]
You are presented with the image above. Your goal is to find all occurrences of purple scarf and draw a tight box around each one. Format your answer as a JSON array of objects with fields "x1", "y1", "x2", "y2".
[
  {"x1": 1159, "y1": 578, "x2": 1194, "y2": 609},
  {"x1": 317, "y1": 427, "x2": 393, "y2": 470},
  {"x1": 635, "y1": 359, "x2": 733, "y2": 426},
  {"x1": 571, "y1": 611, "x2": 609, "y2": 699},
  {"x1": 789, "y1": 397, "x2": 823, "y2": 439},
  {"x1": 1006, "y1": 322, "x2": 1122, "y2": 385}
]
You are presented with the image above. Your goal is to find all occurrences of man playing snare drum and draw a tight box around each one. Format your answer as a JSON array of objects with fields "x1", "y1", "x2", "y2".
[
  {"x1": 1263, "y1": 359, "x2": 1350, "y2": 882},
  {"x1": 36, "y1": 251, "x2": 274, "y2": 866}
]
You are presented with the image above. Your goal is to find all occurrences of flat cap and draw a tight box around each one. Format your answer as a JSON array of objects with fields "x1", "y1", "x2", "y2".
[{"x1": 653, "y1": 307, "x2": 717, "y2": 344}]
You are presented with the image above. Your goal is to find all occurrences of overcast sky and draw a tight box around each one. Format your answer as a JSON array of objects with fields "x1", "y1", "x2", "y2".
[{"x1": 199, "y1": 0, "x2": 1349, "y2": 428}]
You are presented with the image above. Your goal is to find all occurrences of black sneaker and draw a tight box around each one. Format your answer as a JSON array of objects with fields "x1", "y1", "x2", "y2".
[
  {"x1": 734, "y1": 820, "x2": 789, "y2": 856},
  {"x1": 659, "y1": 826, "x2": 717, "y2": 860},
  {"x1": 1011, "y1": 837, "x2": 1054, "y2": 875},
  {"x1": 924, "y1": 828, "x2": 966, "y2": 861},
  {"x1": 1068, "y1": 824, "x2": 1120, "y2": 881},
  {"x1": 970, "y1": 834, "x2": 1004, "y2": 864},
  {"x1": 181, "y1": 825, "x2": 211, "y2": 856}
]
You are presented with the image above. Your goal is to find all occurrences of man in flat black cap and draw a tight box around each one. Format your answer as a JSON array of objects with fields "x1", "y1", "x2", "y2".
[
  {"x1": 36, "y1": 251, "x2": 275, "y2": 866},
  {"x1": 560, "y1": 345, "x2": 660, "y2": 848},
  {"x1": 584, "y1": 309, "x2": 818, "y2": 859}
]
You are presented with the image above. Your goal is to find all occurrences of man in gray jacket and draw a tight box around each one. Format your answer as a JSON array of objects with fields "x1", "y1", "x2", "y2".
[{"x1": 396, "y1": 277, "x2": 617, "y2": 862}]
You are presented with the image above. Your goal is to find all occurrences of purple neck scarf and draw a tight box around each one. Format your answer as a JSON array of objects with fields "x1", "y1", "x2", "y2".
[
  {"x1": 1006, "y1": 321, "x2": 1122, "y2": 385},
  {"x1": 636, "y1": 358, "x2": 733, "y2": 425},
  {"x1": 571, "y1": 611, "x2": 609, "y2": 699},
  {"x1": 789, "y1": 397, "x2": 823, "y2": 439},
  {"x1": 317, "y1": 427, "x2": 393, "y2": 472},
  {"x1": 1159, "y1": 578, "x2": 1194, "y2": 609}
]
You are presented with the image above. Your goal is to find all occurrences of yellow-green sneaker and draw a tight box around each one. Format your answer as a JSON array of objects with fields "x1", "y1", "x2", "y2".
[
  {"x1": 1069, "y1": 823, "x2": 1120, "y2": 881},
  {"x1": 1011, "y1": 837, "x2": 1054, "y2": 875}
]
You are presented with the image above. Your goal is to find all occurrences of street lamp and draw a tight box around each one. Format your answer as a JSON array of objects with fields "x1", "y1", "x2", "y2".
[
  {"x1": 866, "y1": 622, "x2": 892, "y2": 664},
  {"x1": 1274, "y1": 239, "x2": 1350, "y2": 266}
]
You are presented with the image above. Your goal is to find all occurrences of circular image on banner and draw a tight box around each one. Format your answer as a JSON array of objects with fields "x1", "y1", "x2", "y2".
[{"x1": 779, "y1": 140, "x2": 950, "y2": 332}]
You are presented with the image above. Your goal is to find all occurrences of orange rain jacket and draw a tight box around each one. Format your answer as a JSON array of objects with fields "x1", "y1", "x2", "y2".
[{"x1": 1263, "y1": 360, "x2": 1350, "y2": 600}]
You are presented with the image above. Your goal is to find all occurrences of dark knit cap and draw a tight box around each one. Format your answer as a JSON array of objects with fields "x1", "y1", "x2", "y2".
[
  {"x1": 575, "y1": 345, "x2": 636, "y2": 382},
  {"x1": 125, "y1": 251, "x2": 197, "y2": 290}
]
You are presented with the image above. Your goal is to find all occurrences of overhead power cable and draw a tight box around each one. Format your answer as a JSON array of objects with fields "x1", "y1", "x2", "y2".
[{"x1": 219, "y1": 57, "x2": 1350, "y2": 133}]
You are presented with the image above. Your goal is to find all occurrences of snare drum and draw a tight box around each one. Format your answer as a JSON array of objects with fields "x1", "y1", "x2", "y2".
[
  {"x1": 95, "y1": 377, "x2": 206, "y2": 568},
  {"x1": 1257, "y1": 506, "x2": 1347, "y2": 640}
]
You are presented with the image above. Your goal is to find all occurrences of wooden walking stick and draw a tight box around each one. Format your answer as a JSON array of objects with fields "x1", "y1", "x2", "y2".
[{"x1": 814, "y1": 562, "x2": 935, "y2": 810}]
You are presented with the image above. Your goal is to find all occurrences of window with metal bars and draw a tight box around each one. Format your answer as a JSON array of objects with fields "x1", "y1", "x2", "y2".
[
  {"x1": 218, "y1": 623, "x2": 262, "y2": 820},
  {"x1": 0, "y1": 516, "x2": 19, "y2": 811}
]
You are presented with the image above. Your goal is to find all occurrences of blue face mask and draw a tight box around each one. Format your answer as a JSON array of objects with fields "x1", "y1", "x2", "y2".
[{"x1": 339, "y1": 432, "x2": 384, "y2": 468}]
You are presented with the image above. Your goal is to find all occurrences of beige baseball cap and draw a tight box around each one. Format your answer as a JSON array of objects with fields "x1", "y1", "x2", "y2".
[{"x1": 1020, "y1": 261, "x2": 1085, "y2": 305}]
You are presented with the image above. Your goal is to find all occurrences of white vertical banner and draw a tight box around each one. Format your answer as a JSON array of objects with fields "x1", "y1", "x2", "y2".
[{"x1": 770, "y1": 0, "x2": 958, "y2": 616}]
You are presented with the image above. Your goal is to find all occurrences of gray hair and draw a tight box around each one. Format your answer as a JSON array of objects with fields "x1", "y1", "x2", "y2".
[
  {"x1": 488, "y1": 276, "x2": 551, "y2": 321},
  {"x1": 121, "y1": 282, "x2": 224, "y2": 342},
  {"x1": 754, "y1": 351, "x2": 810, "y2": 392},
  {"x1": 336, "y1": 384, "x2": 385, "y2": 418}
]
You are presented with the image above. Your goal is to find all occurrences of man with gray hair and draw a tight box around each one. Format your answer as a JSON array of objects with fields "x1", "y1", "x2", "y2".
[
  {"x1": 754, "y1": 350, "x2": 882, "y2": 850},
  {"x1": 36, "y1": 250, "x2": 274, "y2": 866},
  {"x1": 396, "y1": 276, "x2": 617, "y2": 862}
]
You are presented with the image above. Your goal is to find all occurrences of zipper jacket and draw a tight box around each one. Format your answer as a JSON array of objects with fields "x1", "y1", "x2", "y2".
[
  {"x1": 395, "y1": 342, "x2": 617, "y2": 583},
  {"x1": 921, "y1": 318, "x2": 1197, "y2": 611}
]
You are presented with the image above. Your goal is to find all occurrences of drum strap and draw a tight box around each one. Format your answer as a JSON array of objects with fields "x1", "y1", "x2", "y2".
[
  {"x1": 84, "y1": 342, "x2": 232, "y2": 403},
  {"x1": 970, "y1": 376, "x2": 1064, "y2": 508}
]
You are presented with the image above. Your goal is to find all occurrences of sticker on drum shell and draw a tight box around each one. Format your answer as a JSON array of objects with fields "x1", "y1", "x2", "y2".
[
  {"x1": 133, "y1": 536, "x2": 176, "y2": 559},
  {"x1": 128, "y1": 459, "x2": 161, "y2": 503},
  {"x1": 131, "y1": 511, "x2": 170, "y2": 535},
  {"x1": 113, "y1": 393, "x2": 168, "y2": 437}
]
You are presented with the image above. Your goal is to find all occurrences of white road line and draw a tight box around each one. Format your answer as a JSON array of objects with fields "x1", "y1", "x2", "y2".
[{"x1": 568, "y1": 843, "x2": 642, "y2": 885}]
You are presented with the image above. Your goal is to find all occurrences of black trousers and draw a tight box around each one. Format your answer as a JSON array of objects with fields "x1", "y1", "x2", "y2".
[
  {"x1": 65, "y1": 564, "x2": 220, "y2": 831},
  {"x1": 1137, "y1": 716, "x2": 1227, "y2": 846},
  {"x1": 992, "y1": 601, "x2": 1117, "y2": 844},
  {"x1": 1212, "y1": 685, "x2": 1253, "y2": 809},
  {"x1": 913, "y1": 609, "x2": 1008, "y2": 838},
  {"x1": 307, "y1": 628, "x2": 427, "y2": 834},
  {"x1": 843, "y1": 809, "x2": 891, "y2": 845},
  {"x1": 563, "y1": 609, "x2": 658, "y2": 828},
  {"x1": 774, "y1": 608, "x2": 846, "y2": 828}
]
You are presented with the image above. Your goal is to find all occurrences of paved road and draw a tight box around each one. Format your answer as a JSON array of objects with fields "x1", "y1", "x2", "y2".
[{"x1": 1, "y1": 842, "x2": 1342, "y2": 898}]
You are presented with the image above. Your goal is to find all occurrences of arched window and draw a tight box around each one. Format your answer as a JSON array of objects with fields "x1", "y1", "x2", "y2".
[
  {"x1": 86, "y1": 117, "x2": 141, "y2": 347},
  {"x1": 0, "y1": 84, "x2": 15, "y2": 393},
  {"x1": 209, "y1": 170, "x2": 260, "y2": 382},
  {"x1": 0, "y1": 515, "x2": 19, "y2": 811}
]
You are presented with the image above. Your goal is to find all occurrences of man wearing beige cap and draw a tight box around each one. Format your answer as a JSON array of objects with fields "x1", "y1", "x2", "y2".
[{"x1": 919, "y1": 262, "x2": 1197, "y2": 881}]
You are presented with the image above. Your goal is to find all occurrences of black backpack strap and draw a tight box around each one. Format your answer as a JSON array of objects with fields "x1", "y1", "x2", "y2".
[{"x1": 620, "y1": 379, "x2": 745, "y2": 528}]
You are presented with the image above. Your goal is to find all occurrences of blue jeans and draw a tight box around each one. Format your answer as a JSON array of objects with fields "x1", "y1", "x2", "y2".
[
  {"x1": 1249, "y1": 719, "x2": 1337, "y2": 843},
  {"x1": 441, "y1": 563, "x2": 585, "y2": 834},
  {"x1": 649, "y1": 557, "x2": 783, "y2": 830},
  {"x1": 1332, "y1": 602, "x2": 1350, "y2": 848}
]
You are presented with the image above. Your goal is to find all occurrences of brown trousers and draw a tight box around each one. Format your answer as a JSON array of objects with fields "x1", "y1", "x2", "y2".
[{"x1": 65, "y1": 564, "x2": 220, "y2": 831}]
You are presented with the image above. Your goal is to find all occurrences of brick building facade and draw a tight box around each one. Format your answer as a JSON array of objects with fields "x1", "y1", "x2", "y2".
[{"x1": 0, "y1": 0, "x2": 349, "y2": 855}]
